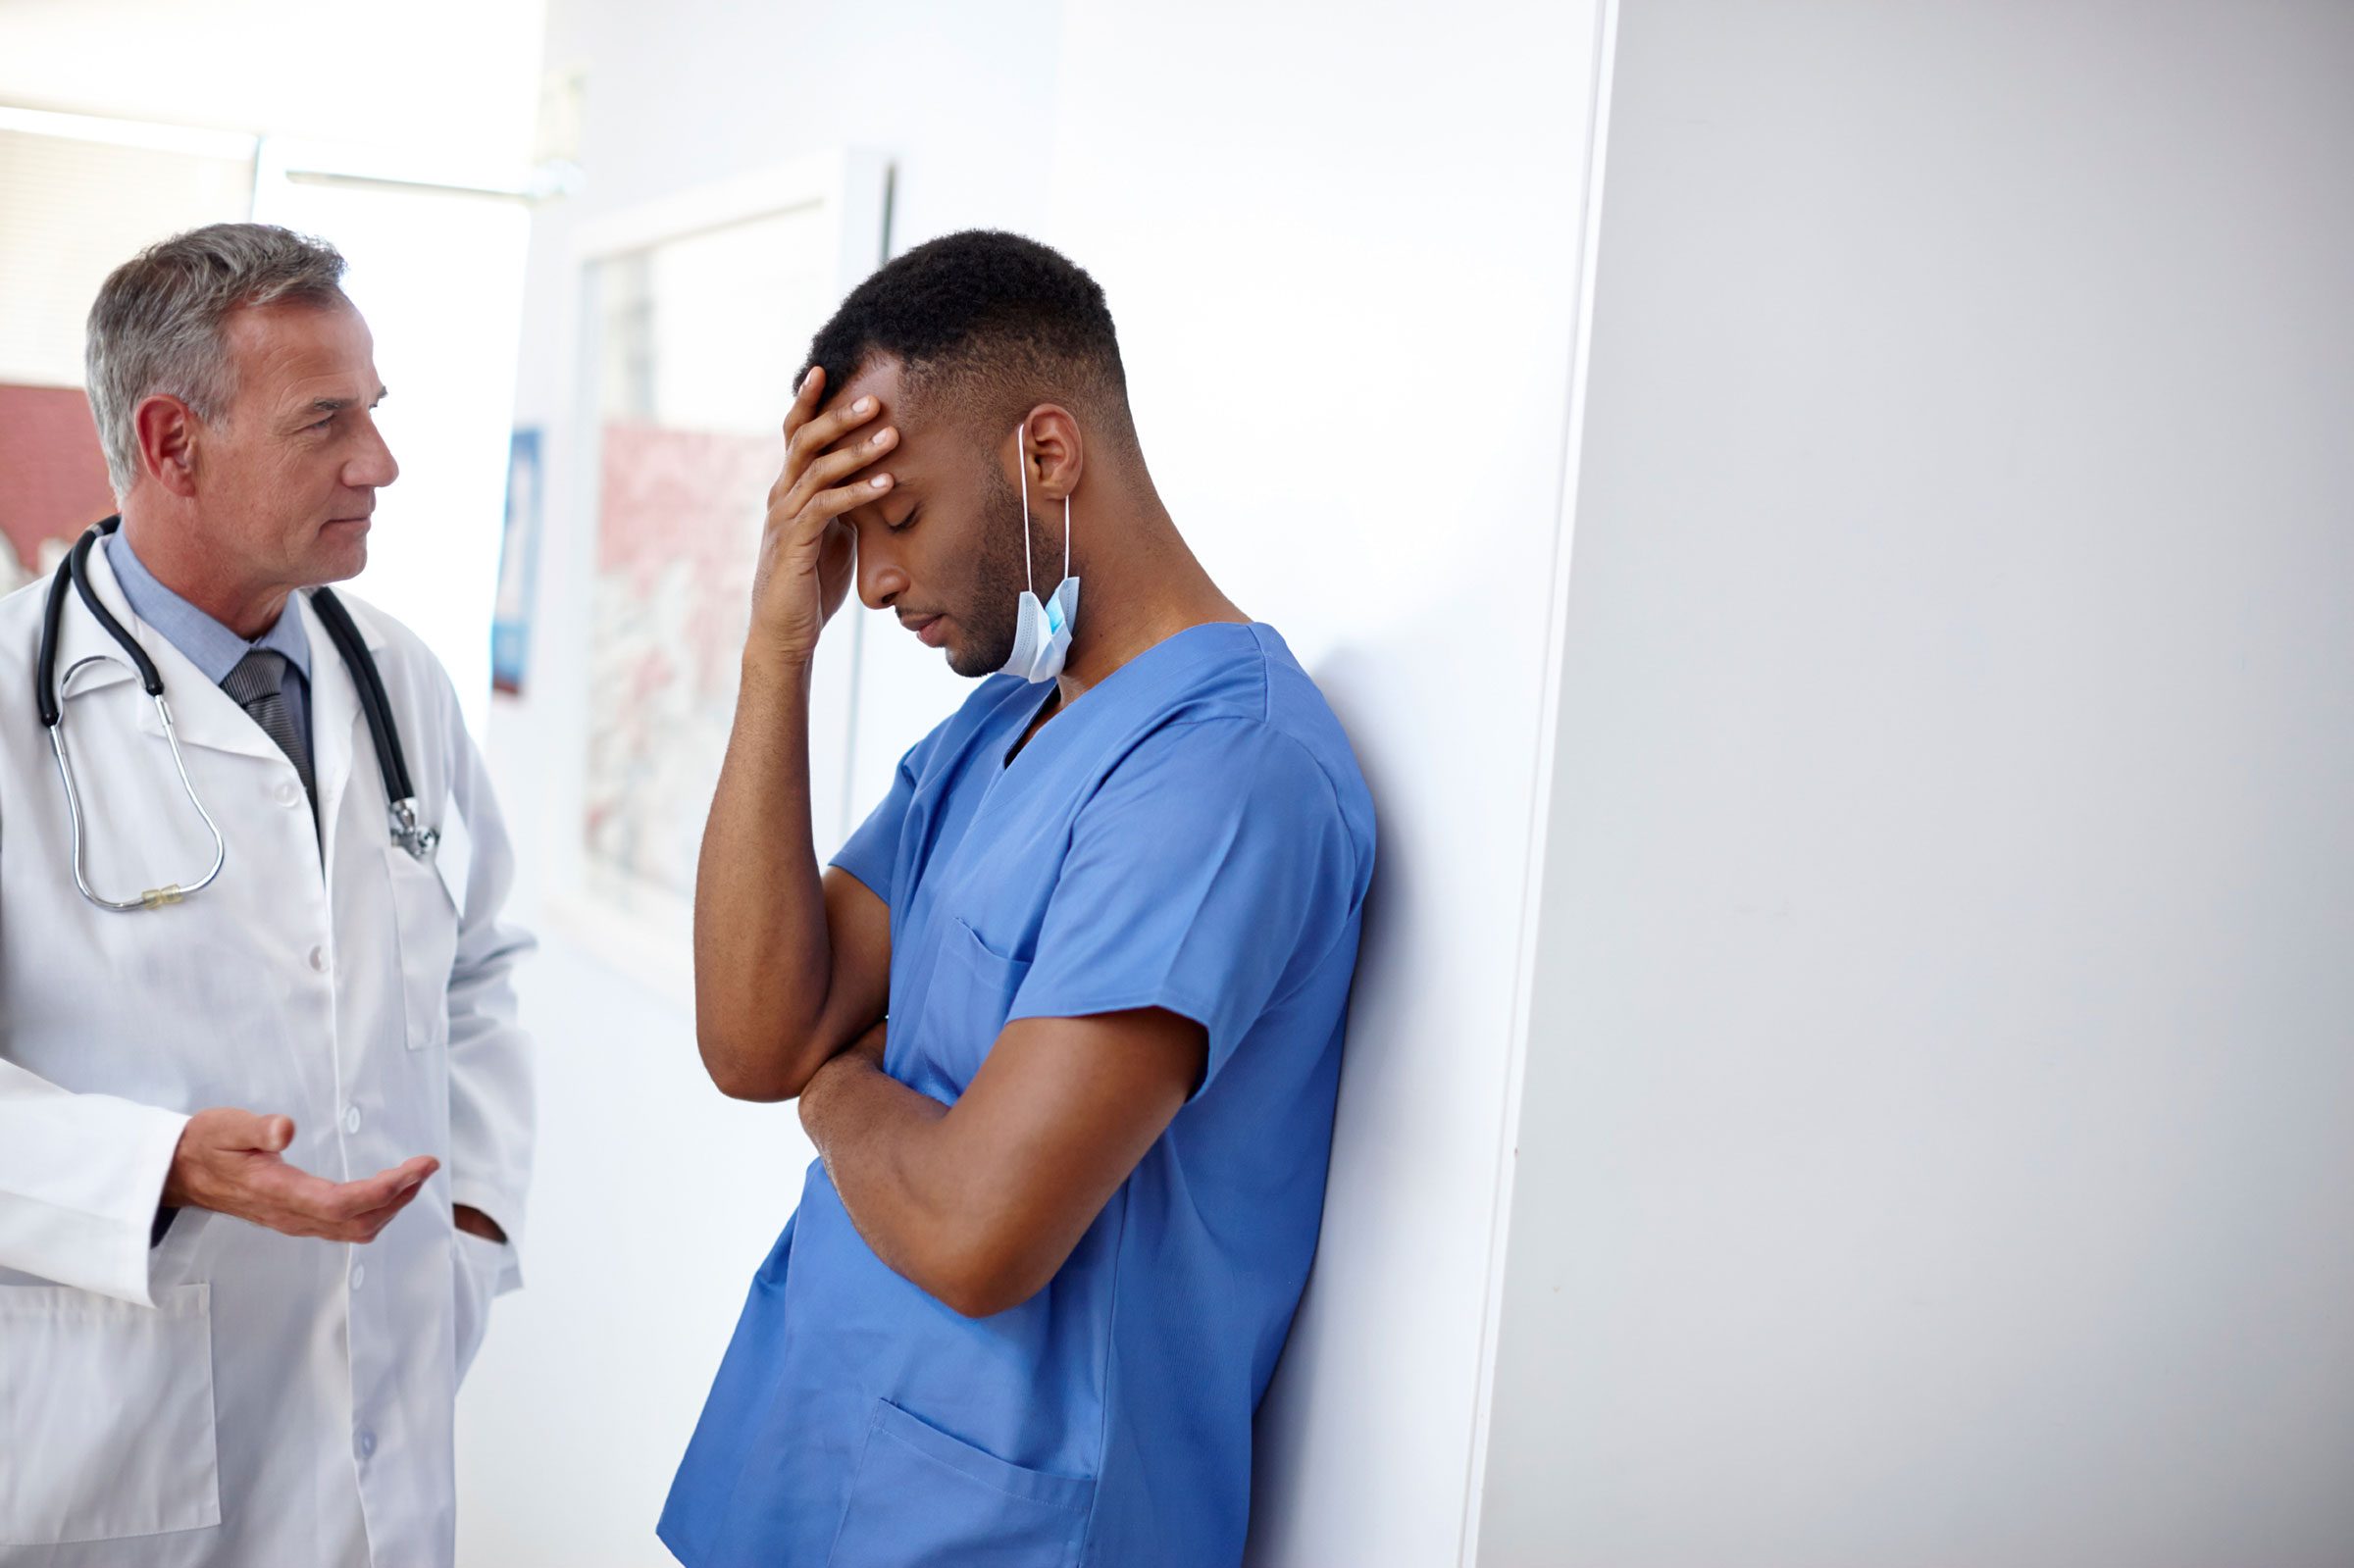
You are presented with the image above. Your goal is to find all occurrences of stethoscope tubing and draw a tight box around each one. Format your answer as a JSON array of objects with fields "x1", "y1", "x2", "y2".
[{"x1": 32, "y1": 517, "x2": 437, "y2": 913}]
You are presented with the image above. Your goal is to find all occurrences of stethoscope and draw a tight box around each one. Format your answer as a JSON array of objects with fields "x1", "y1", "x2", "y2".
[{"x1": 34, "y1": 515, "x2": 438, "y2": 913}]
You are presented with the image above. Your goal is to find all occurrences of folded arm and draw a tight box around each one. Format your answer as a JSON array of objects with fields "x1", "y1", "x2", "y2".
[{"x1": 797, "y1": 1008, "x2": 1206, "y2": 1318}]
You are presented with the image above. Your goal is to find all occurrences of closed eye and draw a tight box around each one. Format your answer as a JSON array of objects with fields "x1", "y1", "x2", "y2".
[{"x1": 887, "y1": 504, "x2": 920, "y2": 534}]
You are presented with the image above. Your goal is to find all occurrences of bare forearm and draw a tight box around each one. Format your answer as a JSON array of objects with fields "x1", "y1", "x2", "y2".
[
  {"x1": 798, "y1": 1051, "x2": 991, "y2": 1308},
  {"x1": 800, "y1": 1012, "x2": 1207, "y2": 1318},
  {"x1": 697, "y1": 371, "x2": 892, "y2": 1098},
  {"x1": 694, "y1": 654, "x2": 831, "y2": 1095}
]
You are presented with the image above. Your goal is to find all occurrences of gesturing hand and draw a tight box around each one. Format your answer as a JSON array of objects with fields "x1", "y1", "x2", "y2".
[
  {"x1": 162, "y1": 1107, "x2": 437, "y2": 1244},
  {"x1": 747, "y1": 365, "x2": 893, "y2": 667}
]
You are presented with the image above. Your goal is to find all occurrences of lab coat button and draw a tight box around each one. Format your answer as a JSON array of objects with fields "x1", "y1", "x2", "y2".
[
  {"x1": 308, "y1": 946, "x2": 328, "y2": 973},
  {"x1": 277, "y1": 781, "x2": 300, "y2": 807},
  {"x1": 344, "y1": 1105, "x2": 362, "y2": 1134},
  {"x1": 356, "y1": 1431, "x2": 376, "y2": 1459},
  {"x1": 351, "y1": 1262, "x2": 366, "y2": 1290}
]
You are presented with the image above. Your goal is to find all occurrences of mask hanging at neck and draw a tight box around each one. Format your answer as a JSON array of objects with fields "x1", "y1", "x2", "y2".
[{"x1": 997, "y1": 419, "x2": 1080, "y2": 683}]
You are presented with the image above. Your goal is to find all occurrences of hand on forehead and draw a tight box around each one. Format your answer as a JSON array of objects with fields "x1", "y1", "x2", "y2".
[
  {"x1": 810, "y1": 362, "x2": 914, "y2": 521},
  {"x1": 815, "y1": 357, "x2": 908, "y2": 454}
]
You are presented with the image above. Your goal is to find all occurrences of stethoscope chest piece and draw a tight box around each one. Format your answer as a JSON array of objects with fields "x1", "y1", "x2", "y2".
[{"x1": 390, "y1": 798, "x2": 439, "y2": 863}]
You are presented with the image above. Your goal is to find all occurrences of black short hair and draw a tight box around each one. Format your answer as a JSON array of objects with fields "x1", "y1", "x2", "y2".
[{"x1": 803, "y1": 229, "x2": 1134, "y2": 447}]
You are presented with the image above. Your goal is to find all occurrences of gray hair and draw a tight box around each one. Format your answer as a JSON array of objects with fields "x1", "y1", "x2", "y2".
[{"x1": 84, "y1": 223, "x2": 351, "y2": 495}]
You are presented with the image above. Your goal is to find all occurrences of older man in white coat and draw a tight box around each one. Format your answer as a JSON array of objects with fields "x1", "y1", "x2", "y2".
[{"x1": 0, "y1": 224, "x2": 534, "y2": 1566}]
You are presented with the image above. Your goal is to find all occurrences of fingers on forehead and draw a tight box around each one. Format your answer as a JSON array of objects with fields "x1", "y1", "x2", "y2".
[{"x1": 815, "y1": 395, "x2": 890, "y2": 451}]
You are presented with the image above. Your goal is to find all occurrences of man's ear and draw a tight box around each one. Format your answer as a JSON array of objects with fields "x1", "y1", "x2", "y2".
[
  {"x1": 131, "y1": 393, "x2": 201, "y2": 499},
  {"x1": 1020, "y1": 404, "x2": 1087, "y2": 501}
]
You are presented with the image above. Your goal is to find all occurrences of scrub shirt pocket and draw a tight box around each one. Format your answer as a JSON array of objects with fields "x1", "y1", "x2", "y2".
[
  {"x1": 903, "y1": 919, "x2": 1034, "y2": 1089},
  {"x1": 825, "y1": 1399, "x2": 1093, "y2": 1568},
  {"x1": 384, "y1": 843, "x2": 459, "y2": 1049},
  {"x1": 0, "y1": 1283, "x2": 222, "y2": 1545}
]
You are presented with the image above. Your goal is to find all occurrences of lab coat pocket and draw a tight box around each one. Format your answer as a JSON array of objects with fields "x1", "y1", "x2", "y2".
[
  {"x1": 825, "y1": 1399, "x2": 1093, "y2": 1568},
  {"x1": 384, "y1": 843, "x2": 459, "y2": 1049},
  {"x1": 0, "y1": 1282, "x2": 222, "y2": 1545},
  {"x1": 451, "y1": 1229, "x2": 504, "y2": 1386}
]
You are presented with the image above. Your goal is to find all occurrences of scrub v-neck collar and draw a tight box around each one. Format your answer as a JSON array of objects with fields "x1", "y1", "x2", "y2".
[{"x1": 995, "y1": 619, "x2": 1260, "y2": 773}]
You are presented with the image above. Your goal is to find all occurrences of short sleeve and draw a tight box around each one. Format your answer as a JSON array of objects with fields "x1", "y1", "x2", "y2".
[
  {"x1": 1008, "y1": 718, "x2": 1359, "y2": 1091},
  {"x1": 830, "y1": 741, "x2": 920, "y2": 904},
  {"x1": 832, "y1": 680, "x2": 1031, "y2": 904}
]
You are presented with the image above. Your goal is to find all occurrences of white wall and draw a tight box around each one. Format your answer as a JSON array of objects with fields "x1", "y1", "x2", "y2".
[
  {"x1": 1480, "y1": 3, "x2": 2354, "y2": 1564},
  {"x1": 481, "y1": 2, "x2": 1608, "y2": 1564}
]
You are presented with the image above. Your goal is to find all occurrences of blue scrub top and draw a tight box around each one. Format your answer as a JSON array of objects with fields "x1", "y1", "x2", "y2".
[{"x1": 659, "y1": 621, "x2": 1375, "y2": 1568}]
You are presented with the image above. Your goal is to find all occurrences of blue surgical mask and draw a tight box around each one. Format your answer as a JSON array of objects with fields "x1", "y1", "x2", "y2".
[{"x1": 998, "y1": 421, "x2": 1080, "y2": 683}]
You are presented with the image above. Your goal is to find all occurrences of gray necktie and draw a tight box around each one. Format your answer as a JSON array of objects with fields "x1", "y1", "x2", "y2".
[{"x1": 223, "y1": 647, "x2": 316, "y2": 817}]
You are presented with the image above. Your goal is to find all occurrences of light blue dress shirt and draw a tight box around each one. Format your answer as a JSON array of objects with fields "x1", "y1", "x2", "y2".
[{"x1": 105, "y1": 528, "x2": 314, "y2": 755}]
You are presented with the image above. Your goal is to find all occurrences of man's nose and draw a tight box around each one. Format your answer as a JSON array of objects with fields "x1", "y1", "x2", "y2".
[
  {"x1": 857, "y1": 531, "x2": 906, "y2": 612},
  {"x1": 347, "y1": 418, "x2": 399, "y2": 488}
]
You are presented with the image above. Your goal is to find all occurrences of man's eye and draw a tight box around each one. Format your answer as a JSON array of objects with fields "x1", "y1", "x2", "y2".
[{"x1": 888, "y1": 507, "x2": 919, "y2": 533}]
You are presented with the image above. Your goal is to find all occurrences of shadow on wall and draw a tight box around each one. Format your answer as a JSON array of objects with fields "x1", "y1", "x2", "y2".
[{"x1": 1308, "y1": 640, "x2": 1407, "y2": 1135}]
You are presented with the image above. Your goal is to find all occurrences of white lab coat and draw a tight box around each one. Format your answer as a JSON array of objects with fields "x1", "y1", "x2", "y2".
[{"x1": 0, "y1": 545, "x2": 535, "y2": 1567}]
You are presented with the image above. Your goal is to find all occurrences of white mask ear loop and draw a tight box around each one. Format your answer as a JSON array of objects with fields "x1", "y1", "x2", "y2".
[
  {"x1": 1016, "y1": 420, "x2": 1074, "y2": 590},
  {"x1": 1016, "y1": 422, "x2": 1037, "y2": 598}
]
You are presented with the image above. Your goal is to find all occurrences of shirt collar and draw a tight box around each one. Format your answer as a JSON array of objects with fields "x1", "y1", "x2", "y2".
[{"x1": 105, "y1": 527, "x2": 313, "y2": 686}]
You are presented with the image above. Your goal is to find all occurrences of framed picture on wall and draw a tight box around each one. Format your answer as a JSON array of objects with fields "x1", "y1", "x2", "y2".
[{"x1": 555, "y1": 151, "x2": 890, "y2": 1001}]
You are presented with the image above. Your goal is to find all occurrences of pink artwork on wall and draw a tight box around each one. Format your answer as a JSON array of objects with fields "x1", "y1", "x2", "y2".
[
  {"x1": 583, "y1": 419, "x2": 779, "y2": 897},
  {"x1": 0, "y1": 386, "x2": 115, "y2": 593}
]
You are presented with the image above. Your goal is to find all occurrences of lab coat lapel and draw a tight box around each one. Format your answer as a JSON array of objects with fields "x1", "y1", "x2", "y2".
[{"x1": 297, "y1": 589, "x2": 367, "y2": 864}]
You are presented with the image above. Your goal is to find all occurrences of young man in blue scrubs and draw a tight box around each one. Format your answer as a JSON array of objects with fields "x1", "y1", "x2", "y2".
[{"x1": 660, "y1": 230, "x2": 1375, "y2": 1568}]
